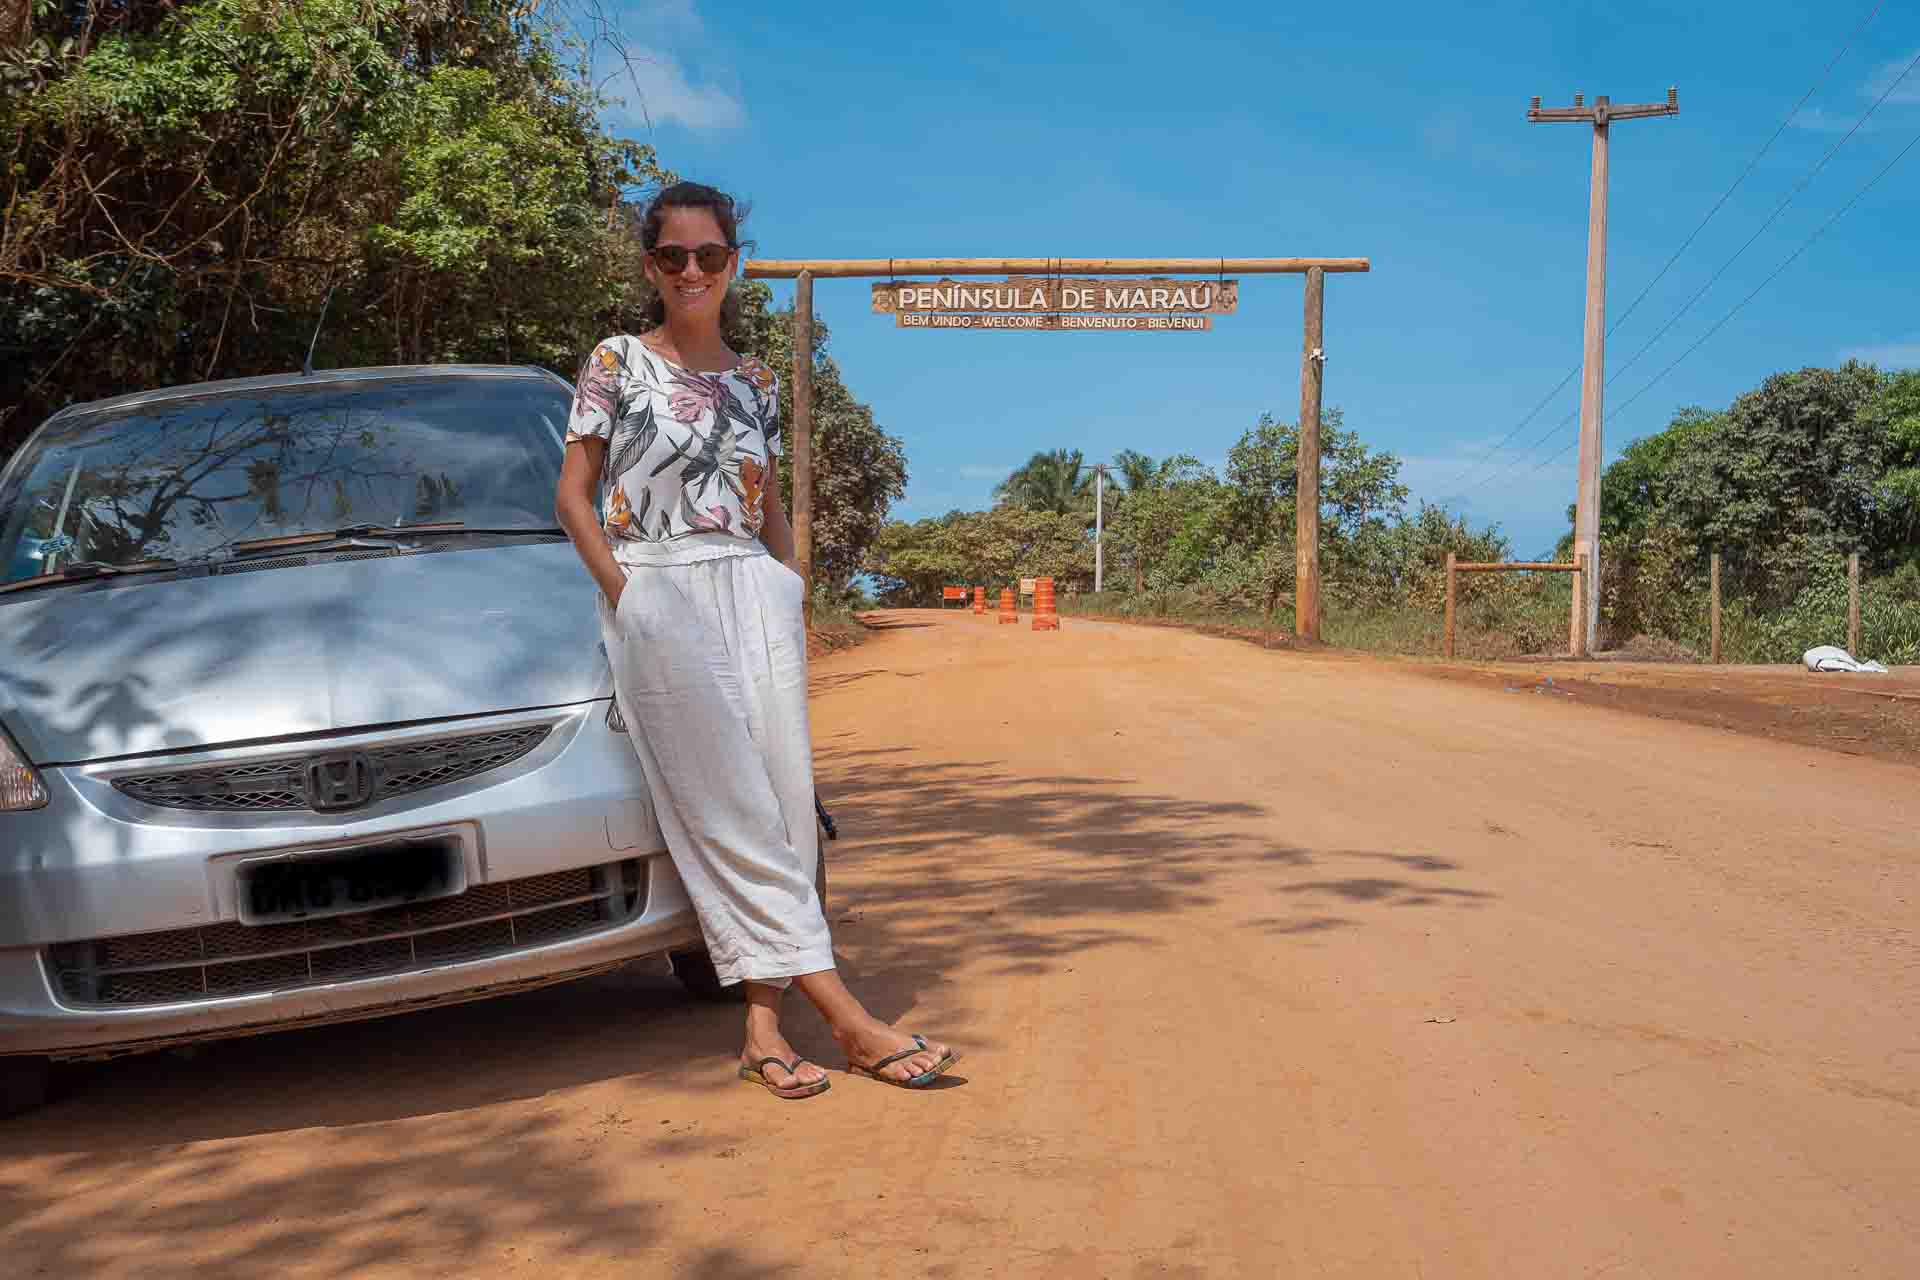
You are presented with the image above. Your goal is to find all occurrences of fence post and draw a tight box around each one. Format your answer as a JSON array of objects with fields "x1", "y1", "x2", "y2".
[
  {"x1": 1444, "y1": 552, "x2": 1456, "y2": 660},
  {"x1": 1849, "y1": 551, "x2": 1861, "y2": 658},
  {"x1": 1571, "y1": 553, "x2": 1590, "y2": 659},
  {"x1": 1710, "y1": 549, "x2": 1722, "y2": 665}
]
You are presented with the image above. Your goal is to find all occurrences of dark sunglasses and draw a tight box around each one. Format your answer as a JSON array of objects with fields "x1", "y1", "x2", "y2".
[{"x1": 650, "y1": 242, "x2": 734, "y2": 274}]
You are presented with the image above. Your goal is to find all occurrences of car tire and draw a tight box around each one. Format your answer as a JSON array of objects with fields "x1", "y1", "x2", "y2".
[
  {"x1": 0, "y1": 1056, "x2": 50, "y2": 1118},
  {"x1": 671, "y1": 848, "x2": 827, "y2": 1003}
]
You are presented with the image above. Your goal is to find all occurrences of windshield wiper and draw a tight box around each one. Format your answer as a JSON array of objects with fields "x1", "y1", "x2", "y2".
[
  {"x1": 229, "y1": 522, "x2": 466, "y2": 555},
  {"x1": 226, "y1": 522, "x2": 565, "y2": 556},
  {"x1": 0, "y1": 558, "x2": 182, "y2": 597}
]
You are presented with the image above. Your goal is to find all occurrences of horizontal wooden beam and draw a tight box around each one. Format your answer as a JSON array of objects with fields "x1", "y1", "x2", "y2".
[
  {"x1": 743, "y1": 257, "x2": 1369, "y2": 280},
  {"x1": 1453, "y1": 561, "x2": 1582, "y2": 573}
]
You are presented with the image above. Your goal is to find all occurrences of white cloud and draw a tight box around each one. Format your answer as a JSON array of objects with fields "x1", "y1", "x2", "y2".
[
  {"x1": 594, "y1": 2, "x2": 745, "y2": 131},
  {"x1": 1789, "y1": 106, "x2": 1881, "y2": 135},
  {"x1": 1791, "y1": 50, "x2": 1920, "y2": 131},
  {"x1": 1865, "y1": 50, "x2": 1920, "y2": 106},
  {"x1": 1844, "y1": 338, "x2": 1920, "y2": 369}
]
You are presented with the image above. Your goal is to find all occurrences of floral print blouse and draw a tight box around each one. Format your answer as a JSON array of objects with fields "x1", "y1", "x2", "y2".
[{"x1": 565, "y1": 336, "x2": 781, "y2": 545}]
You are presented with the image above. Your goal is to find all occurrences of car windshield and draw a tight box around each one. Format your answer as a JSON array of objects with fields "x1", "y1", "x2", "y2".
[{"x1": 0, "y1": 374, "x2": 569, "y2": 585}]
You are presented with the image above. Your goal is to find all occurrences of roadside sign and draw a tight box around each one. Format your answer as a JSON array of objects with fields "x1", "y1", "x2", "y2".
[
  {"x1": 873, "y1": 278, "x2": 1238, "y2": 315},
  {"x1": 873, "y1": 277, "x2": 1234, "y2": 334}
]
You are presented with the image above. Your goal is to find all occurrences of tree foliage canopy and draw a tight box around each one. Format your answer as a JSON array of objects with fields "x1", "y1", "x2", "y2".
[
  {"x1": 2, "y1": 0, "x2": 661, "y2": 456},
  {"x1": 1567, "y1": 364, "x2": 1920, "y2": 643},
  {"x1": 1, "y1": 1, "x2": 907, "y2": 588}
]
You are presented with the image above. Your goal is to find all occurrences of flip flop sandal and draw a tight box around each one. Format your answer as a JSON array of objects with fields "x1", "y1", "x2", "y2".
[
  {"x1": 846, "y1": 1035, "x2": 958, "y2": 1089},
  {"x1": 739, "y1": 1056, "x2": 831, "y2": 1099}
]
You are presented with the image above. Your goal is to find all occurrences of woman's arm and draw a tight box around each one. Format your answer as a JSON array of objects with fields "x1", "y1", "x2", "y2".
[
  {"x1": 556, "y1": 437, "x2": 629, "y2": 606},
  {"x1": 759, "y1": 462, "x2": 797, "y2": 569}
]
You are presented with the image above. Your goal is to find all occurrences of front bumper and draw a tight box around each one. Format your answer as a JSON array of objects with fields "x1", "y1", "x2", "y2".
[{"x1": 0, "y1": 703, "x2": 701, "y2": 1058}]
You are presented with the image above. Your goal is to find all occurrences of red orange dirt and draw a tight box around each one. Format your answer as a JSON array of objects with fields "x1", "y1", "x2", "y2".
[{"x1": 2, "y1": 610, "x2": 1915, "y2": 1277}]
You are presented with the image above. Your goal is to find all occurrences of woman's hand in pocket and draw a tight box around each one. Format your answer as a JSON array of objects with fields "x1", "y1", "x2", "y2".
[{"x1": 597, "y1": 567, "x2": 629, "y2": 613}]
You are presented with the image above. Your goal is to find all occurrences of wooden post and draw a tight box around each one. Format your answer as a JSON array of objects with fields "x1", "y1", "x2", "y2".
[
  {"x1": 745, "y1": 256, "x2": 1371, "y2": 279},
  {"x1": 1849, "y1": 551, "x2": 1861, "y2": 657},
  {"x1": 1444, "y1": 552, "x2": 1457, "y2": 660},
  {"x1": 791, "y1": 270, "x2": 814, "y2": 628},
  {"x1": 1571, "y1": 553, "x2": 1591, "y2": 658},
  {"x1": 1710, "y1": 550, "x2": 1722, "y2": 665},
  {"x1": 1295, "y1": 266, "x2": 1325, "y2": 643}
]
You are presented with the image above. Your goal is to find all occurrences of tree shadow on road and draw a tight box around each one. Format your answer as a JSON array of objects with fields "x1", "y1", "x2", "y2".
[
  {"x1": 0, "y1": 744, "x2": 1495, "y2": 1278},
  {"x1": 796, "y1": 747, "x2": 1498, "y2": 1074},
  {"x1": 0, "y1": 1066, "x2": 798, "y2": 1279},
  {"x1": 0, "y1": 966, "x2": 829, "y2": 1276}
]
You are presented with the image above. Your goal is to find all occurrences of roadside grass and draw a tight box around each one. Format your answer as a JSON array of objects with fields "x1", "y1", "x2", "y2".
[
  {"x1": 809, "y1": 596, "x2": 872, "y2": 656},
  {"x1": 1055, "y1": 590, "x2": 1583, "y2": 662}
]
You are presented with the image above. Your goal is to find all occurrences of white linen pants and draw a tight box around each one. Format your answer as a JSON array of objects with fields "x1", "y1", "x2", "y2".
[{"x1": 598, "y1": 536, "x2": 832, "y2": 988}]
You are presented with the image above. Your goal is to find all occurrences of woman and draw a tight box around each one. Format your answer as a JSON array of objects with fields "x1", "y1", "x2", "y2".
[{"x1": 555, "y1": 181, "x2": 955, "y2": 1099}]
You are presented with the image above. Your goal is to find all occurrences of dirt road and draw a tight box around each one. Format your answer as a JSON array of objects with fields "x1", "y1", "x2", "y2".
[{"x1": 4, "y1": 611, "x2": 1915, "y2": 1278}]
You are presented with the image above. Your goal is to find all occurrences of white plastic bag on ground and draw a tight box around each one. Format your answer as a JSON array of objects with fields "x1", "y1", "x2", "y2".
[{"x1": 1803, "y1": 645, "x2": 1889, "y2": 674}]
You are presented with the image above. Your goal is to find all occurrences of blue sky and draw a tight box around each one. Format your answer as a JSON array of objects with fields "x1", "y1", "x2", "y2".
[{"x1": 598, "y1": 1, "x2": 1919, "y2": 557}]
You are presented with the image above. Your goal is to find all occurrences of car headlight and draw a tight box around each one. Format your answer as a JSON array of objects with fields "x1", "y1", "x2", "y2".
[{"x1": 0, "y1": 725, "x2": 49, "y2": 811}]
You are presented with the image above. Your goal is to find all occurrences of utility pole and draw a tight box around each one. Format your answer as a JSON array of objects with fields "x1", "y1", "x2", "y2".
[
  {"x1": 1529, "y1": 87, "x2": 1678, "y2": 658},
  {"x1": 1093, "y1": 463, "x2": 1106, "y2": 593},
  {"x1": 791, "y1": 270, "x2": 815, "y2": 628}
]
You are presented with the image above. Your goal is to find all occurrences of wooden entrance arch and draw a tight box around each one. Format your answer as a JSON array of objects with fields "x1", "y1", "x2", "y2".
[{"x1": 741, "y1": 256, "x2": 1371, "y2": 640}]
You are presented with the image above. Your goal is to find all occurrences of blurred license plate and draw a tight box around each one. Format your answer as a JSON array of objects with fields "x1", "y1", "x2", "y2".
[{"x1": 238, "y1": 841, "x2": 460, "y2": 924}]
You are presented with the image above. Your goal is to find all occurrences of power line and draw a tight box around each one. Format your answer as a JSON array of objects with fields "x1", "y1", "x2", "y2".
[
  {"x1": 1605, "y1": 125, "x2": 1920, "y2": 428},
  {"x1": 1452, "y1": 31, "x2": 1915, "y2": 501},
  {"x1": 1602, "y1": 0, "x2": 1886, "y2": 341},
  {"x1": 1600, "y1": 40, "x2": 1919, "y2": 392},
  {"x1": 1522, "y1": 121, "x2": 1920, "y2": 483},
  {"x1": 1430, "y1": 3, "x2": 1885, "y2": 501}
]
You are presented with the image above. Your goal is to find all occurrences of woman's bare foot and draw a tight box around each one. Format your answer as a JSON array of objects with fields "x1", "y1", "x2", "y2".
[
  {"x1": 741, "y1": 994, "x2": 827, "y2": 1092},
  {"x1": 832, "y1": 1016, "x2": 954, "y2": 1084},
  {"x1": 781, "y1": 968, "x2": 958, "y2": 1086}
]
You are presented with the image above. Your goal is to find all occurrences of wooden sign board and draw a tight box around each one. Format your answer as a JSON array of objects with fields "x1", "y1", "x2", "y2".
[
  {"x1": 872, "y1": 277, "x2": 1238, "y2": 316},
  {"x1": 1019, "y1": 577, "x2": 1037, "y2": 596},
  {"x1": 897, "y1": 313, "x2": 1210, "y2": 332}
]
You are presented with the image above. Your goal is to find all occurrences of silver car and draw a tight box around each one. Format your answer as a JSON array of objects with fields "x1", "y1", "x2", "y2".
[{"x1": 0, "y1": 364, "x2": 746, "y2": 1115}]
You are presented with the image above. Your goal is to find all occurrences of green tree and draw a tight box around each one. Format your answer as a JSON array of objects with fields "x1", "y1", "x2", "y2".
[
  {"x1": 1862, "y1": 369, "x2": 1920, "y2": 558},
  {"x1": 1103, "y1": 455, "x2": 1220, "y2": 592},
  {"x1": 866, "y1": 506, "x2": 1093, "y2": 605},
  {"x1": 1652, "y1": 362, "x2": 1885, "y2": 602},
  {"x1": 723, "y1": 280, "x2": 907, "y2": 596},
  {"x1": 2, "y1": 0, "x2": 664, "y2": 460},
  {"x1": 1111, "y1": 448, "x2": 1159, "y2": 495},
  {"x1": 1221, "y1": 409, "x2": 1409, "y2": 552},
  {"x1": 995, "y1": 448, "x2": 1092, "y2": 516}
]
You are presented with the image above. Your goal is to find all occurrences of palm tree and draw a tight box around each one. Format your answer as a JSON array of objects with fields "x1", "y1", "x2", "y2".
[
  {"x1": 994, "y1": 448, "x2": 1092, "y2": 515},
  {"x1": 1112, "y1": 449, "x2": 1158, "y2": 494}
]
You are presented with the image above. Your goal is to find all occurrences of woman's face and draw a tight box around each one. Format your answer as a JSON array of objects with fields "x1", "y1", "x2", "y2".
[{"x1": 644, "y1": 207, "x2": 737, "y2": 326}]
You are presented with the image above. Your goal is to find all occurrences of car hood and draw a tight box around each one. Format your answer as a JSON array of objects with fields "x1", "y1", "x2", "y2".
[{"x1": 0, "y1": 543, "x2": 611, "y2": 763}]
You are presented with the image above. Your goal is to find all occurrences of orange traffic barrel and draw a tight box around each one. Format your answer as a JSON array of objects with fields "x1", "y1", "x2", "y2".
[
  {"x1": 1032, "y1": 576, "x2": 1059, "y2": 631},
  {"x1": 998, "y1": 588, "x2": 1017, "y2": 624},
  {"x1": 972, "y1": 586, "x2": 986, "y2": 615}
]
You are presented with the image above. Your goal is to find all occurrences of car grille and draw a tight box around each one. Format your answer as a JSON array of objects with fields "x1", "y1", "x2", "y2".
[
  {"x1": 48, "y1": 859, "x2": 644, "y2": 1008},
  {"x1": 112, "y1": 725, "x2": 553, "y2": 812}
]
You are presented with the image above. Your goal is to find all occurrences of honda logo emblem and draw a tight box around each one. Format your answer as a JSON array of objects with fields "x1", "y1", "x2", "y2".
[{"x1": 306, "y1": 752, "x2": 374, "y2": 811}]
